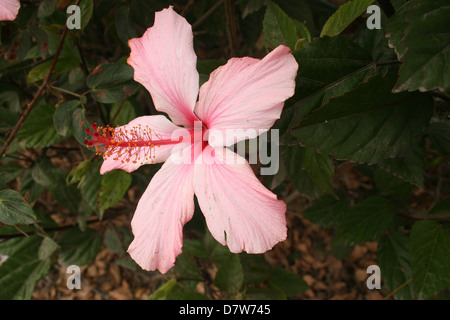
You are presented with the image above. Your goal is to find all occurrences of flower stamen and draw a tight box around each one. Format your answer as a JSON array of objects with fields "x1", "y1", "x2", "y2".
[{"x1": 84, "y1": 123, "x2": 182, "y2": 164}]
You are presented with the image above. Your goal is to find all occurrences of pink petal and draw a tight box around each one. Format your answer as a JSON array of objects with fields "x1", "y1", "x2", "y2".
[
  {"x1": 127, "y1": 6, "x2": 199, "y2": 128},
  {"x1": 194, "y1": 146, "x2": 287, "y2": 254},
  {"x1": 0, "y1": 0, "x2": 20, "y2": 21},
  {"x1": 127, "y1": 154, "x2": 195, "y2": 273},
  {"x1": 195, "y1": 45, "x2": 298, "y2": 147},
  {"x1": 99, "y1": 115, "x2": 190, "y2": 174}
]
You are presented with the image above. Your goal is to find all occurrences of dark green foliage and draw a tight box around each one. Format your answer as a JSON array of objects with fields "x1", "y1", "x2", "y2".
[{"x1": 0, "y1": 0, "x2": 449, "y2": 300}]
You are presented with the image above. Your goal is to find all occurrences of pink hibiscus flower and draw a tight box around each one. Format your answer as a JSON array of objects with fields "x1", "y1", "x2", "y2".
[
  {"x1": 85, "y1": 6, "x2": 298, "y2": 274},
  {"x1": 0, "y1": 0, "x2": 20, "y2": 21}
]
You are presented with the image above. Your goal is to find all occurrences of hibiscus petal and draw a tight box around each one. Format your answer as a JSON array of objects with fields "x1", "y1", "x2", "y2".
[
  {"x1": 127, "y1": 154, "x2": 195, "y2": 273},
  {"x1": 0, "y1": 0, "x2": 20, "y2": 21},
  {"x1": 99, "y1": 115, "x2": 190, "y2": 174},
  {"x1": 128, "y1": 6, "x2": 199, "y2": 127},
  {"x1": 195, "y1": 45, "x2": 298, "y2": 147},
  {"x1": 194, "y1": 146, "x2": 287, "y2": 254}
]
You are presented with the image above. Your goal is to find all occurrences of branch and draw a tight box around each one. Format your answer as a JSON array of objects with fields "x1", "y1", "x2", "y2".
[
  {"x1": 192, "y1": 0, "x2": 225, "y2": 30},
  {"x1": 0, "y1": 206, "x2": 128, "y2": 240},
  {"x1": 224, "y1": 0, "x2": 241, "y2": 57},
  {"x1": 0, "y1": 0, "x2": 80, "y2": 159},
  {"x1": 383, "y1": 277, "x2": 412, "y2": 300},
  {"x1": 377, "y1": 0, "x2": 395, "y2": 18}
]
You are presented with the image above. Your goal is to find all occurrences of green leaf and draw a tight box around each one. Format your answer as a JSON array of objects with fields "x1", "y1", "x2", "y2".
[
  {"x1": 78, "y1": 165, "x2": 102, "y2": 215},
  {"x1": 115, "y1": 5, "x2": 137, "y2": 44},
  {"x1": 282, "y1": 145, "x2": 324, "y2": 199},
  {"x1": 71, "y1": 107, "x2": 91, "y2": 146},
  {"x1": 99, "y1": 170, "x2": 132, "y2": 211},
  {"x1": 274, "y1": 0, "x2": 316, "y2": 34},
  {"x1": 283, "y1": 144, "x2": 335, "y2": 198},
  {"x1": 58, "y1": 227, "x2": 102, "y2": 266},
  {"x1": 214, "y1": 254, "x2": 244, "y2": 293},
  {"x1": 31, "y1": 157, "x2": 54, "y2": 187},
  {"x1": 103, "y1": 227, "x2": 132, "y2": 254},
  {"x1": 263, "y1": 2, "x2": 300, "y2": 50},
  {"x1": 374, "y1": 167, "x2": 414, "y2": 197},
  {"x1": 53, "y1": 100, "x2": 80, "y2": 136},
  {"x1": 37, "y1": 0, "x2": 57, "y2": 18},
  {"x1": 292, "y1": 70, "x2": 434, "y2": 164},
  {"x1": 87, "y1": 62, "x2": 138, "y2": 103},
  {"x1": 110, "y1": 99, "x2": 137, "y2": 127},
  {"x1": 27, "y1": 57, "x2": 80, "y2": 83},
  {"x1": 38, "y1": 237, "x2": 59, "y2": 261},
  {"x1": 268, "y1": 267, "x2": 309, "y2": 297},
  {"x1": 166, "y1": 291, "x2": 209, "y2": 300},
  {"x1": 285, "y1": 36, "x2": 375, "y2": 133},
  {"x1": 385, "y1": 1, "x2": 412, "y2": 59},
  {"x1": 0, "y1": 236, "x2": 51, "y2": 299},
  {"x1": 299, "y1": 146, "x2": 335, "y2": 196},
  {"x1": 392, "y1": 0, "x2": 450, "y2": 92},
  {"x1": 173, "y1": 252, "x2": 202, "y2": 284},
  {"x1": 410, "y1": 220, "x2": 450, "y2": 299},
  {"x1": 183, "y1": 239, "x2": 209, "y2": 259},
  {"x1": 19, "y1": 169, "x2": 44, "y2": 203},
  {"x1": 147, "y1": 279, "x2": 178, "y2": 300},
  {"x1": 91, "y1": 81, "x2": 139, "y2": 104},
  {"x1": 320, "y1": 0, "x2": 375, "y2": 37},
  {"x1": 67, "y1": 159, "x2": 93, "y2": 185},
  {"x1": 79, "y1": 0, "x2": 94, "y2": 29},
  {"x1": 0, "y1": 189, "x2": 37, "y2": 225},
  {"x1": 87, "y1": 62, "x2": 134, "y2": 88},
  {"x1": 379, "y1": 141, "x2": 426, "y2": 188},
  {"x1": 0, "y1": 162, "x2": 24, "y2": 185},
  {"x1": 334, "y1": 196, "x2": 394, "y2": 245},
  {"x1": 17, "y1": 104, "x2": 64, "y2": 148},
  {"x1": 48, "y1": 168, "x2": 82, "y2": 214},
  {"x1": 427, "y1": 121, "x2": 450, "y2": 156},
  {"x1": 302, "y1": 195, "x2": 349, "y2": 227},
  {"x1": 378, "y1": 232, "x2": 415, "y2": 299}
]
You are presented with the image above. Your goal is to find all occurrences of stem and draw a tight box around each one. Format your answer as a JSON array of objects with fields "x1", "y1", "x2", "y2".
[
  {"x1": 224, "y1": 0, "x2": 241, "y2": 57},
  {"x1": 50, "y1": 85, "x2": 83, "y2": 98},
  {"x1": 0, "y1": 207, "x2": 126, "y2": 240},
  {"x1": 383, "y1": 277, "x2": 412, "y2": 300},
  {"x1": 74, "y1": 33, "x2": 108, "y2": 125},
  {"x1": 0, "y1": 0, "x2": 81, "y2": 159}
]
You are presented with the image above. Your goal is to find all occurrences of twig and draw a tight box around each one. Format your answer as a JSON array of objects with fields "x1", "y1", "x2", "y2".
[
  {"x1": 383, "y1": 277, "x2": 412, "y2": 300},
  {"x1": 74, "y1": 33, "x2": 108, "y2": 125},
  {"x1": 50, "y1": 85, "x2": 83, "y2": 98},
  {"x1": 110, "y1": 99, "x2": 126, "y2": 125},
  {"x1": 0, "y1": 218, "x2": 100, "y2": 240},
  {"x1": 192, "y1": 0, "x2": 225, "y2": 30},
  {"x1": 377, "y1": 0, "x2": 395, "y2": 18},
  {"x1": 284, "y1": 190, "x2": 302, "y2": 205},
  {"x1": 181, "y1": 0, "x2": 196, "y2": 16},
  {"x1": 224, "y1": 0, "x2": 241, "y2": 57},
  {"x1": 0, "y1": 0, "x2": 81, "y2": 159}
]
